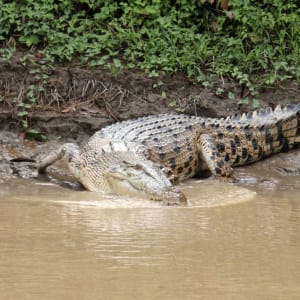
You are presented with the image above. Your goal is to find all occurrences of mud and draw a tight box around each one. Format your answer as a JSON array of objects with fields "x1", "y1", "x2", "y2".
[
  {"x1": 1, "y1": 53, "x2": 300, "y2": 136},
  {"x1": 0, "y1": 56, "x2": 300, "y2": 186}
]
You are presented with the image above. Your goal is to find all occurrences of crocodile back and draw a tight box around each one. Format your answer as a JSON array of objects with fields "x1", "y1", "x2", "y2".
[
  {"x1": 90, "y1": 114, "x2": 201, "y2": 181},
  {"x1": 89, "y1": 103, "x2": 300, "y2": 179}
]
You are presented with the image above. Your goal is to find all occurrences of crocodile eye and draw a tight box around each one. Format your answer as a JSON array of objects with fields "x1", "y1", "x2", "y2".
[
  {"x1": 132, "y1": 164, "x2": 143, "y2": 170},
  {"x1": 122, "y1": 161, "x2": 143, "y2": 170}
]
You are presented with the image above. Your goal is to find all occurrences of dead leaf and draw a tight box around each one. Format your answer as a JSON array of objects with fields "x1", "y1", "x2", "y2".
[
  {"x1": 227, "y1": 11, "x2": 234, "y2": 20},
  {"x1": 221, "y1": 0, "x2": 228, "y2": 10},
  {"x1": 61, "y1": 105, "x2": 76, "y2": 113}
]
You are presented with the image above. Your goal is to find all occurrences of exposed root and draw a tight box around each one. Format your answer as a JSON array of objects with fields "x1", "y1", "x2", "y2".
[{"x1": 0, "y1": 67, "x2": 145, "y2": 119}]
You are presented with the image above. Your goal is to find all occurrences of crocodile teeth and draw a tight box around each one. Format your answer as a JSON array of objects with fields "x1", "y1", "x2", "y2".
[
  {"x1": 258, "y1": 109, "x2": 266, "y2": 116},
  {"x1": 266, "y1": 107, "x2": 272, "y2": 115},
  {"x1": 246, "y1": 111, "x2": 253, "y2": 119},
  {"x1": 284, "y1": 104, "x2": 293, "y2": 112},
  {"x1": 241, "y1": 113, "x2": 247, "y2": 120},
  {"x1": 231, "y1": 113, "x2": 241, "y2": 121},
  {"x1": 252, "y1": 111, "x2": 258, "y2": 119},
  {"x1": 274, "y1": 105, "x2": 282, "y2": 114}
]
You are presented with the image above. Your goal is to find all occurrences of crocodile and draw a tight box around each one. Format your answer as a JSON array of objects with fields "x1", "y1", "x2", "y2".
[{"x1": 38, "y1": 103, "x2": 300, "y2": 205}]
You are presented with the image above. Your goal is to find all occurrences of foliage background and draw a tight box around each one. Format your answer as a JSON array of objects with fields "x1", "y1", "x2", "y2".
[{"x1": 0, "y1": 0, "x2": 299, "y2": 89}]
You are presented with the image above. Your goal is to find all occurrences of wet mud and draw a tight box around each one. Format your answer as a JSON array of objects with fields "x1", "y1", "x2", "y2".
[
  {"x1": 1, "y1": 128, "x2": 299, "y2": 205},
  {"x1": 1, "y1": 60, "x2": 300, "y2": 201}
]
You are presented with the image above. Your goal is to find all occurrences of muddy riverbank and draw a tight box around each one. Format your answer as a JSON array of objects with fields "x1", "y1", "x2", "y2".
[
  {"x1": 1, "y1": 58, "x2": 300, "y2": 135},
  {"x1": 1, "y1": 63, "x2": 300, "y2": 188}
]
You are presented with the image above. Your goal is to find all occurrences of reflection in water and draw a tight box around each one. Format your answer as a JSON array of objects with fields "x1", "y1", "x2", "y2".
[{"x1": 0, "y1": 177, "x2": 300, "y2": 300}]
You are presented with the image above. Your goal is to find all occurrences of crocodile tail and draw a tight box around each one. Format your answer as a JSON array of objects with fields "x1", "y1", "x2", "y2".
[
  {"x1": 236, "y1": 103, "x2": 300, "y2": 163},
  {"x1": 294, "y1": 102, "x2": 300, "y2": 145},
  {"x1": 280, "y1": 103, "x2": 300, "y2": 150}
]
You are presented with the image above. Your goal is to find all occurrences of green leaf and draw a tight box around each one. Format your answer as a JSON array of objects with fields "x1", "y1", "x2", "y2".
[
  {"x1": 238, "y1": 97, "x2": 249, "y2": 105},
  {"x1": 216, "y1": 88, "x2": 224, "y2": 96},
  {"x1": 113, "y1": 58, "x2": 122, "y2": 68},
  {"x1": 137, "y1": 7, "x2": 158, "y2": 16},
  {"x1": 19, "y1": 35, "x2": 40, "y2": 47},
  {"x1": 168, "y1": 100, "x2": 177, "y2": 107},
  {"x1": 252, "y1": 98, "x2": 260, "y2": 109},
  {"x1": 228, "y1": 92, "x2": 236, "y2": 100},
  {"x1": 25, "y1": 129, "x2": 48, "y2": 142},
  {"x1": 17, "y1": 111, "x2": 28, "y2": 117}
]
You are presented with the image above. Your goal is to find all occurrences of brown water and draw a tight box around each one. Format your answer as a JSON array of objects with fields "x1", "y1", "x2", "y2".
[{"x1": 0, "y1": 169, "x2": 300, "y2": 299}]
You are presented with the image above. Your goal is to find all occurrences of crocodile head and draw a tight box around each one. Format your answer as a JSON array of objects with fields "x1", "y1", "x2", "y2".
[
  {"x1": 104, "y1": 159, "x2": 187, "y2": 206},
  {"x1": 63, "y1": 139, "x2": 187, "y2": 206}
]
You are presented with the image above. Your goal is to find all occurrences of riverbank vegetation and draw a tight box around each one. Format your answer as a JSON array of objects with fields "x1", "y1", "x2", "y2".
[{"x1": 0, "y1": 0, "x2": 299, "y2": 128}]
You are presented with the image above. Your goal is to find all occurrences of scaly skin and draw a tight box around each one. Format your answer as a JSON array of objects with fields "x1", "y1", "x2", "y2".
[
  {"x1": 38, "y1": 103, "x2": 300, "y2": 204},
  {"x1": 38, "y1": 139, "x2": 187, "y2": 205}
]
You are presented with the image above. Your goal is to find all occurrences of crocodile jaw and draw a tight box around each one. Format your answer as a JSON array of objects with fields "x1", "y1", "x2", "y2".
[
  {"x1": 61, "y1": 139, "x2": 187, "y2": 205},
  {"x1": 104, "y1": 159, "x2": 187, "y2": 206}
]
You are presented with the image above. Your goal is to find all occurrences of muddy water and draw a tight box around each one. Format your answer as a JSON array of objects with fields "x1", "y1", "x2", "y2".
[{"x1": 1, "y1": 157, "x2": 300, "y2": 299}]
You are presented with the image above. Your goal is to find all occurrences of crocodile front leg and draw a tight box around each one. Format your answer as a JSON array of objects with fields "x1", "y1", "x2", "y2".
[
  {"x1": 37, "y1": 143, "x2": 79, "y2": 173},
  {"x1": 198, "y1": 134, "x2": 233, "y2": 177}
]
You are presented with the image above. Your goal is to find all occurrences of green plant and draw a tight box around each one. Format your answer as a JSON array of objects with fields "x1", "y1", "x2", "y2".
[
  {"x1": 0, "y1": 46, "x2": 15, "y2": 63},
  {"x1": 17, "y1": 52, "x2": 54, "y2": 128},
  {"x1": 25, "y1": 129, "x2": 48, "y2": 142},
  {"x1": 238, "y1": 97, "x2": 260, "y2": 109},
  {"x1": 168, "y1": 100, "x2": 184, "y2": 112},
  {"x1": 0, "y1": 0, "x2": 299, "y2": 113},
  {"x1": 216, "y1": 87, "x2": 224, "y2": 96}
]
